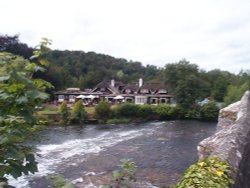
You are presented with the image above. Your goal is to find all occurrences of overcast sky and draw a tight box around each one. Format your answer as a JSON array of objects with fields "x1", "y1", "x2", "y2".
[{"x1": 1, "y1": 0, "x2": 250, "y2": 73}]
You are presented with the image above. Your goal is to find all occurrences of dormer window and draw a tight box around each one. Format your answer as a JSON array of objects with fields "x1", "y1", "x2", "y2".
[
  {"x1": 141, "y1": 89, "x2": 149, "y2": 94},
  {"x1": 125, "y1": 89, "x2": 131, "y2": 94},
  {"x1": 100, "y1": 88, "x2": 106, "y2": 91},
  {"x1": 158, "y1": 89, "x2": 167, "y2": 94}
]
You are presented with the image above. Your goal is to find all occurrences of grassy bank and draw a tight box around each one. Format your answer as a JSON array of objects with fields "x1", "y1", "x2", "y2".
[{"x1": 37, "y1": 102, "x2": 219, "y2": 125}]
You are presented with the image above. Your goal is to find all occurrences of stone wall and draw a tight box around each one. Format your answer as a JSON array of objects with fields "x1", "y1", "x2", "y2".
[{"x1": 198, "y1": 90, "x2": 250, "y2": 187}]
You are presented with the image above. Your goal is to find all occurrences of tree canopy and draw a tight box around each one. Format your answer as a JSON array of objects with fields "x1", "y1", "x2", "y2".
[{"x1": 1, "y1": 34, "x2": 249, "y2": 107}]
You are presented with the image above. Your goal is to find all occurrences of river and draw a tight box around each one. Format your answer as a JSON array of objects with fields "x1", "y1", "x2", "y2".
[{"x1": 8, "y1": 120, "x2": 216, "y2": 188}]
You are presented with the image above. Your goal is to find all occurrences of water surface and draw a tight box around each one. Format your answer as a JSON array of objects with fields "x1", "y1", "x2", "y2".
[{"x1": 8, "y1": 120, "x2": 216, "y2": 187}]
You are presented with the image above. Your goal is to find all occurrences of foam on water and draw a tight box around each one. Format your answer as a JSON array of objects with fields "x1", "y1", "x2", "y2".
[{"x1": 7, "y1": 127, "x2": 153, "y2": 188}]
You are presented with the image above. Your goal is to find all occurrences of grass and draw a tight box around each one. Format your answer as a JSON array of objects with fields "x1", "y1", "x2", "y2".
[
  {"x1": 37, "y1": 106, "x2": 95, "y2": 115},
  {"x1": 107, "y1": 118, "x2": 131, "y2": 124},
  {"x1": 85, "y1": 106, "x2": 95, "y2": 114},
  {"x1": 37, "y1": 108, "x2": 59, "y2": 115}
]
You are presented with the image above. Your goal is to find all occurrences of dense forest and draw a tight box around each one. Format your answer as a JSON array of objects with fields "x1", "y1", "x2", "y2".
[
  {"x1": 43, "y1": 50, "x2": 162, "y2": 89},
  {"x1": 1, "y1": 34, "x2": 249, "y2": 106}
]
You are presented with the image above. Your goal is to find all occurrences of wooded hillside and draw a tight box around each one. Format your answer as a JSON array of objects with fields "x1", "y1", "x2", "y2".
[{"x1": 1, "y1": 34, "x2": 249, "y2": 105}]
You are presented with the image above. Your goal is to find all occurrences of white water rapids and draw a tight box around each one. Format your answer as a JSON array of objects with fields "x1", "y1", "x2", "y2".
[
  {"x1": 6, "y1": 121, "x2": 216, "y2": 188},
  {"x1": 7, "y1": 123, "x2": 159, "y2": 187}
]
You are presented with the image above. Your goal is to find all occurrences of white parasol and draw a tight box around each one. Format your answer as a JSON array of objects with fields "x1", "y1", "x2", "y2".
[
  {"x1": 76, "y1": 95, "x2": 85, "y2": 99},
  {"x1": 114, "y1": 95, "x2": 124, "y2": 100}
]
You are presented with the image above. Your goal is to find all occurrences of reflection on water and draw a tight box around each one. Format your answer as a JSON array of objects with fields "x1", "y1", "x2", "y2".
[{"x1": 8, "y1": 120, "x2": 216, "y2": 188}]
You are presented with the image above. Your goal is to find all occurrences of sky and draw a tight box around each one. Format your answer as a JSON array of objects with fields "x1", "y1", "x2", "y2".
[{"x1": 1, "y1": 0, "x2": 250, "y2": 73}]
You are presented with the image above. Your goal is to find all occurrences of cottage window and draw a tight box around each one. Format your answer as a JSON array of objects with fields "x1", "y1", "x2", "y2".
[
  {"x1": 69, "y1": 95, "x2": 75, "y2": 103},
  {"x1": 58, "y1": 95, "x2": 65, "y2": 102},
  {"x1": 59, "y1": 95, "x2": 64, "y2": 99},
  {"x1": 135, "y1": 96, "x2": 147, "y2": 104}
]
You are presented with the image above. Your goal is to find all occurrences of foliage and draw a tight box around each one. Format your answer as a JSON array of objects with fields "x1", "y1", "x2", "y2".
[
  {"x1": 183, "y1": 105, "x2": 201, "y2": 119},
  {"x1": 0, "y1": 34, "x2": 33, "y2": 59},
  {"x1": 42, "y1": 50, "x2": 162, "y2": 90},
  {"x1": 95, "y1": 100, "x2": 112, "y2": 123},
  {"x1": 102, "y1": 159, "x2": 137, "y2": 188},
  {"x1": 70, "y1": 100, "x2": 87, "y2": 124},
  {"x1": 46, "y1": 174, "x2": 74, "y2": 188},
  {"x1": 137, "y1": 104, "x2": 154, "y2": 119},
  {"x1": 59, "y1": 101, "x2": 70, "y2": 125},
  {"x1": 110, "y1": 103, "x2": 219, "y2": 121},
  {"x1": 0, "y1": 39, "x2": 52, "y2": 183},
  {"x1": 113, "y1": 103, "x2": 139, "y2": 118},
  {"x1": 107, "y1": 118, "x2": 131, "y2": 124},
  {"x1": 224, "y1": 82, "x2": 249, "y2": 106},
  {"x1": 164, "y1": 60, "x2": 203, "y2": 108},
  {"x1": 205, "y1": 69, "x2": 232, "y2": 102},
  {"x1": 200, "y1": 102, "x2": 219, "y2": 121},
  {"x1": 171, "y1": 157, "x2": 234, "y2": 188},
  {"x1": 153, "y1": 104, "x2": 178, "y2": 119},
  {"x1": 2, "y1": 34, "x2": 250, "y2": 111}
]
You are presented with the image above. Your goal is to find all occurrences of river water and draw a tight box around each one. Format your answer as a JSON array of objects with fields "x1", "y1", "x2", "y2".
[{"x1": 8, "y1": 120, "x2": 216, "y2": 188}]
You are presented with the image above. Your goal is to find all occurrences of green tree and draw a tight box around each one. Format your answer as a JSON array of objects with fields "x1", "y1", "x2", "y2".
[
  {"x1": 0, "y1": 39, "x2": 52, "y2": 183},
  {"x1": 95, "y1": 100, "x2": 111, "y2": 123},
  {"x1": 205, "y1": 69, "x2": 233, "y2": 102},
  {"x1": 0, "y1": 34, "x2": 33, "y2": 59},
  {"x1": 59, "y1": 101, "x2": 70, "y2": 125},
  {"x1": 70, "y1": 100, "x2": 87, "y2": 124},
  {"x1": 224, "y1": 82, "x2": 249, "y2": 106},
  {"x1": 164, "y1": 60, "x2": 203, "y2": 108}
]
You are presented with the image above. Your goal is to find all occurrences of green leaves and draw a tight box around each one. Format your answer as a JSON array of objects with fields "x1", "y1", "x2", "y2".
[
  {"x1": 59, "y1": 101, "x2": 70, "y2": 125},
  {"x1": 46, "y1": 174, "x2": 74, "y2": 188},
  {"x1": 102, "y1": 159, "x2": 137, "y2": 188},
  {"x1": 25, "y1": 63, "x2": 45, "y2": 73},
  {"x1": 172, "y1": 157, "x2": 234, "y2": 188},
  {"x1": 0, "y1": 39, "x2": 52, "y2": 183},
  {"x1": 95, "y1": 100, "x2": 112, "y2": 123},
  {"x1": 200, "y1": 102, "x2": 219, "y2": 121},
  {"x1": 39, "y1": 59, "x2": 49, "y2": 67},
  {"x1": 70, "y1": 100, "x2": 87, "y2": 124}
]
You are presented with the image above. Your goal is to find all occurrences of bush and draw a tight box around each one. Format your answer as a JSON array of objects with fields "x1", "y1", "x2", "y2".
[
  {"x1": 95, "y1": 100, "x2": 111, "y2": 123},
  {"x1": 137, "y1": 104, "x2": 154, "y2": 119},
  {"x1": 200, "y1": 102, "x2": 219, "y2": 121},
  {"x1": 70, "y1": 100, "x2": 87, "y2": 124},
  {"x1": 171, "y1": 157, "x2": 234, "y2": 188},
  {"x1": 114, "y1": 103, "x2": 139, "y2": 118},
  {"x1": 184, "y1": 105, "x2": 201, "y2": 119},
  {"x1": 59, "y1": 101, "x2": 70, "y2": 125},
  {"x1": 154, "y1": 104, "x2": 177, "y2": 119}
]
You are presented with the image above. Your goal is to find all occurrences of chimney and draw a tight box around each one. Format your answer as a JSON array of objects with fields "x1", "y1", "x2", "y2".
[
  {"x1": 111, "y1": 79, "x2": 115, "y2": 87},
  {"x1": 139, "y1": 78, "x2": 143, "y2": 87}
]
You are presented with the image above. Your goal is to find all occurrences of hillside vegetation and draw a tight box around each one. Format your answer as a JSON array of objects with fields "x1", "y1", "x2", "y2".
[{"x1": 1, "y1": 34, "x2": 249, "y2": 106}]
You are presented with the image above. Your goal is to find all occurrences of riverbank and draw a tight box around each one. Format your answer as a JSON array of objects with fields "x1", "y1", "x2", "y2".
[{"x1": 36, "y1": 102, "x2": 219, "y2": 125}]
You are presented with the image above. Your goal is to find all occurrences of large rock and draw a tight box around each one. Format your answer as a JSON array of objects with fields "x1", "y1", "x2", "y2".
[{"x1": 197, "y1": 90, "x2": 250, "y2": 178}]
